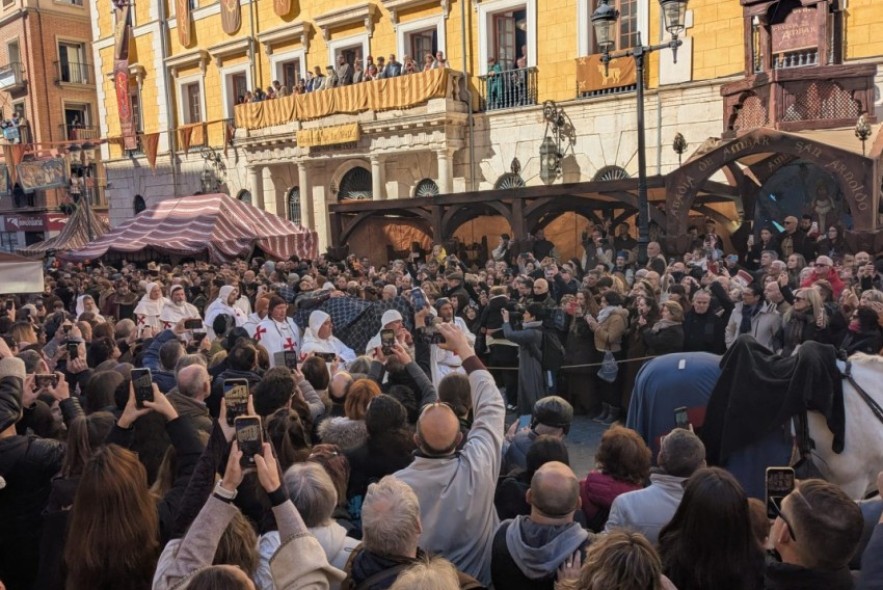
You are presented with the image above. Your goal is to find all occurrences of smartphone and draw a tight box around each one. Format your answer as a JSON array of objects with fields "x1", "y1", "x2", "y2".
[
  {"x1": 411, "y1": 287, "x2": 427, "y2": 310},
  {"x1": 192, "y1": 330, "x2": 207, "y2": 343},
  {"x1": 184, "y1": 319, "x2": 202, "y2": 330},
  {"x1": 765, "y1": 466, "x2": 796, "y2": 519},
  {"x1": 223, "y1": 379, "x2": 250, "y2": 426},
  {"x1": 67, "y1": 341, "x2": 79, "y2": 360},
  {"x1": 131, "y1": 368, "x2": 154, "y2": 409},
  {"x1": 35, "y1": 373, "x2": 59, "y2": 389},
  {"x1": 317, "y1": 352, "x2": 337, "y2": 363},
  {"x1": 4, "y1": 300, "x2": 12, "y2": 311},
  {"x1": 274, "y1": 350, "x2": 299, "y2": 370},
  {"x1": 674, "y1": 406, "x2": 689, "y2": 429},
  {"x1": 380, "y1": 329, "x2": 396, "y2": 355},
  {"x1": 235, "y1": 415, "x2": 264, "y2": 467}
]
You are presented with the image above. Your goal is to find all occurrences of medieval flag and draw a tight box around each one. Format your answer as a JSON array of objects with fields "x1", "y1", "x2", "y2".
[
  {"x1": 274, "y1": 0, "x2": 291, "y2": 17},
  {"x1": 221, "y1": 0, "x2": 241, "y2": 34},
  {"x1": 143, "y1": 133, "x2": 160, "y2": 171},
  {"x1": 176, "y1": 0, "x2": 192, "y2": 46}
]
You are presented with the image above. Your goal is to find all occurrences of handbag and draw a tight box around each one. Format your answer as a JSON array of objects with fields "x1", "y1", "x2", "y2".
[{"x1": 597, "y1": 339, "x2": 619, "y2": 383}]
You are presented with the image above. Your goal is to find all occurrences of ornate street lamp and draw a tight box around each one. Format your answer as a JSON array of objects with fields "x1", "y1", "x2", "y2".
[
  {"x1": 855, "y1": 113, "x2": 872, "y2": 156},
  {"x1": 539, "y1": 100, "x2": 567, "y2": 185},
  {"x1": 672, "y1": 132, "x2": 688, "y2": 166},
  {"x1": 68, "y1": 141, "x2": 97, "y2": 241},
  {"x1": 592, "y1": 0, "x2": 689, "y2": 264}
]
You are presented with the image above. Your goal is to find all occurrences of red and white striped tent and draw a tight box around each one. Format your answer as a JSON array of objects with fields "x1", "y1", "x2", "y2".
[{"x1": 64, "y1": 193, "x2": 319, "y2": 263}]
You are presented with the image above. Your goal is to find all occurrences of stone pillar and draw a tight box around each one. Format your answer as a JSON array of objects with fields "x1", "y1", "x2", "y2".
[
  {"x1": 296, "y1": 161, "x2": 315, "y2": 229},
  {"x1": 262, "y1": 166, "x2": 279, "y2": 216},
  {"x1": 370, "y1": 156, "x2": 385, "y2": 200},
  {"x1": 247, "y1": 165, "x2": 264, "y2": 209},
  {"x1": 436, "y1": 149, "x2": 453, "y2": 194}
]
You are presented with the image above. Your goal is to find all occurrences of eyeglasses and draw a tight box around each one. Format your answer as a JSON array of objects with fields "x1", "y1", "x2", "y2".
[{"x1": 814, "y1": 263, "x2": 829, "y2": 268}]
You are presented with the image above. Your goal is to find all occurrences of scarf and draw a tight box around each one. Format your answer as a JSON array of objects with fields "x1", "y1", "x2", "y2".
[
  {"x1": 739, "y1": 302, "x2": 761, "y2": 334},
  {"x1": 597, "y1": 305, "x2": 621, "y2": 324}
]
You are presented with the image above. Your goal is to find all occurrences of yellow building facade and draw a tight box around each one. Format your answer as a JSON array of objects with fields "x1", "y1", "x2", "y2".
[{"x1": 91, "y1": 0, "x2": 883, "y2": 254}]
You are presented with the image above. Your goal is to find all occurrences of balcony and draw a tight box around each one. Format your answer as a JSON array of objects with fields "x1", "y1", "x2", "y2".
[
  {"x1": 59, "y1": 124, "x2": 99, "y2": 141},
  {"x1": 0, "y1": 191, "x2": 49, "y2": 213},
  {"x1": 54, "y1": 60, "x2": 94, "y2": 85},
  {"x1": 478, "y1": 67, "x2": 537, "y2": 112},
  {"x1": 0, "y1": 62, "x2": 26, "y2": 92},
  {"x1": 721, "y1": 63, "x2": 877, "y2": 136}
]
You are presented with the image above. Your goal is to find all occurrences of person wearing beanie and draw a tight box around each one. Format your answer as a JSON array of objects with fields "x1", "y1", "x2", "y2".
[
  {"x1": 0, "y1": 353, "x2": 66, "y2": 590},
  {"x1": 364, "y1": 309, "x2": 408, "y2": 354},
  {"x1": 254, "y1": 294, "x2": 302, "y2": 368},
  {"x1": 300, "y1": 310, "x2": 356, "y2": 365}
]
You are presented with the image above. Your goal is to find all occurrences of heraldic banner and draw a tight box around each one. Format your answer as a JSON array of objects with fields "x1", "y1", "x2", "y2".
[{"x1": 221, "y1": 0, "x2": 241, "y2": 34}]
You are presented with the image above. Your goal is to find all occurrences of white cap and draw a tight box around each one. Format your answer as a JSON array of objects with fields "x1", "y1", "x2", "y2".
[{"x1": 381, "y1": 309, "x2": 403, "y2": 327}]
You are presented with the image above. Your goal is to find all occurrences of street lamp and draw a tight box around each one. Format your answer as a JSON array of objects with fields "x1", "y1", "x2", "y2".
[
  {"x1": 592, "y1": 0, "x2": 688, "y2": 264},
  {"x1": 68, "y1": 141, "x2": 96, "y2": 241},
  {"x1": 539, "y1": 100, "x2": 567, "y2": 185},
  {"x1": 855, "y1": 113, "x2": 872, "y2": 156}
]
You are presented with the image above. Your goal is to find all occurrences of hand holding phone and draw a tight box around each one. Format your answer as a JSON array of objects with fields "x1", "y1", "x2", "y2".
[
  {"x1": 131, "y1": 368, "x2": 154, "y2": 409},
  {"x1": 184, "y1": 319, "x2": 203, "y2": 331},
  {"x1": 224, "y1": 379, "x2": 250, "y2": 426},
  {"x1": 380, "y1": 329, "x2": 396, "y2": 355},
  {"x1": 67, "y1": 341, "x2": 80, "y2": 360},
  {"x1": 235, "y1": 416, "x2": 264, "y2": 468},
  {"x1": 766, "y1": 466, "x2": 796, "y2": 519},
  {"x1": 674, "y1": 406, "x2": 689, "y2": 429}
]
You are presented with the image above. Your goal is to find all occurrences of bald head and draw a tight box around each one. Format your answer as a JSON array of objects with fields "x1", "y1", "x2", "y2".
[
  {"x1": 534, "y1": 278, "x2": 549, "y2": 294},
  {"x1": 527, "y1": 461, "x2": 580, "y2": 520},
  {"x1": 177, "y1": 364, "x2": 211, "y2": 402},
  {"x1": 415, "y1": 404, "x2": 461, "y2": 456}
]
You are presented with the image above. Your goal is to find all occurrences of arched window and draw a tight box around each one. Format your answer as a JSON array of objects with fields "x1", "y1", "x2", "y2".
[
  {"x1": 133, "y1": 194, "x2": 146, "y2": 214},
  {"x1": 593, "y1": 166, "x2": 630, "y2": 181},
  {"x1": 237, "y1": 190, "x2": 252, "y2": 205},
  {"x1": 287, "y1": 186, "x2": 301, "y2": 225},
  {"x1": 338, "y1": 166, "x2": 372, "y2": 201},
  {"x1": 414, "y1": 178, "x2": 440, "y2": 197},
  {"x1": 494, "y1": 173, "x2": 525, "y2": 189}
]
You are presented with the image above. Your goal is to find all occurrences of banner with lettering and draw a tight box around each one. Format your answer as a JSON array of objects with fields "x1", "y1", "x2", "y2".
[
  {"x1": 576, "y1": 54, "x2": 637, "y2": 94},
  {"x1": 177, "y1": 0, "x2": 192, "y2": 46},
  {"x1": 114, "y1": 59, "x2": 138, "y2": 151},
  {"x1": 17, "y1": 158, "x2": 67, "y2": 192},
  {"x1": 772, "y1": 6, "x2": 816, "y2": 53},
  {"x1": 296, "y1": 123, "x2": 360, "y2": 147},
  {"x1": 274, "y1": 0, "x2": 292, "y2": 17},
  {"x1": 221, "y1": 0, "x2": 241, "y2": 34}
]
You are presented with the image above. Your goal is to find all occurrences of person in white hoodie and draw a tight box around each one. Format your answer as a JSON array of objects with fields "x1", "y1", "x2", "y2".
[
  {"x1": 429, "y1": 298, "x2": 475, "y2": 387},
  {"x1": 256, "y1": 462, "x2": 358, "y2": 590},
  {"x1": 204, "y1": 285, "x2": 247, "y2": 339},
  {"x1": 159, "y1": 285, "x2": 201, "y2": 329},
  {"x1": 300, "y1": 310, "x2": 356, "y2": 365},
  {"x1": 604, "y1": 427, "x2": 707, "y2": 545},
  {"x1": 133, "y1": 282, "x2": 169, "y2": 335}
]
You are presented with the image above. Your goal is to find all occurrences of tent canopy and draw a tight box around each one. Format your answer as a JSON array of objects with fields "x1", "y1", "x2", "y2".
[
  {"x1": 18, "y1": 204, "x2": 110, "y2": 256},
  {"x1": 65, "y1": 194, "x2": 319, "y2": 263},
  {"x1": 0, "y1": 252, "x2": 44, "y2": 294}
]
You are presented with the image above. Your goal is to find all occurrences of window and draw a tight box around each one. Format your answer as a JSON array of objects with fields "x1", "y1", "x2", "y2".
[
  {"x1": 408, "y1": 28, "x2": 437, "y2": 63},
  {"x1": 336, "y1": 45, "x2": 362, "y2": 67},
  {"x1": 133, "y1": 195, "x2": 146, "y2": 215},
  {"x1": 280, "y1": 59, "x2": 300, "y2": 90},
  {"x1": 0, "y1": 232, "x2": 18, "y2": 253},
  {"x1": 327, "y1": 34, "x2": 370, "y2": 73},
  {"x1": 58, "y1": 41, "x2": 89, "y2": 84},
  {"x1": 287, "y1": 187, "x2": 301, "y2": 225},
  {"x1": 338, "y1": 167, "x2": 372, "y2": 201},
  {"x1": 492, "y1": 11, "x2": 519, "y2": 68},
  {"x1": 237, "y1": 190, "x2": 252, "y2": 204},
  {"x1": 182, "y1": 81, "x2": 202, "y2": 124},
  {"x1": 7, "y1": 40, "x2": 20, "y2": 66},
  {"x1": 479, "y1": 0, "x2": 535, "y2": 75},
  {"x1": 231, "y1": 72, "x2": 247, "y2": 106},
  {"x1": 63, "y1": 103, "x2": 91, "y2": 140}
]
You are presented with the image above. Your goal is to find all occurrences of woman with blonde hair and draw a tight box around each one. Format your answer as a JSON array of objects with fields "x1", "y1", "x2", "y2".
[
  {"x1": 781, "y1": 288, "x2": 828, "y2": 356},
  {"x1": 317, "y1": 378, "x2": 380, "y2": 451},
  {"x1": 10, "y1": 321, "x2": 38, "y2": 349},
  {"x1": 556, "y1": 530, "x2": 674, "y2": 590}
]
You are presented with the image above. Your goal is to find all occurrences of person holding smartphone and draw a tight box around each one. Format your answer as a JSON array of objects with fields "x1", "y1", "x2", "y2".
[{"x1": 253, "y1": 295, "x2": 301, "y2": 368}]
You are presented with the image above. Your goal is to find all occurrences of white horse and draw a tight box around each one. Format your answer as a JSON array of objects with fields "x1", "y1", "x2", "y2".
[{"x1": 808, "y1": 353, "x2": 883, "y2": 499}]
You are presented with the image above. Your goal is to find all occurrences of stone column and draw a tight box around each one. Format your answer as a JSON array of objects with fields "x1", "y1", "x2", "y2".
[
  {"x1": 246, "y1": 165, "x2": 264, "y2": 209},
  {"x1": 436, "y1": 149, "x2": 453, "y2": 194},
  {"x1": 261, "y1": 166, "x2": 279, "y2": 216},
  {"x1": 296, "y1": 161, "x2": 314, "y2": 229},
  {"x1": 370, "y1": 156, "x2": 385, "y2": 200}
]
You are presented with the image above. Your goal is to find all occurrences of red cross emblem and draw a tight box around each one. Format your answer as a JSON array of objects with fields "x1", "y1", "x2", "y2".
[
  {"x1": 162, "y1": 321, "x2": 172, "y2": 329},
  {"x1": 137, "y1": 315, "x2": 146, "y2": 325},
  {"x1": 283, "y1": 338, "x2": 296, "y2": 351},
  {"x1": 254, "y1": 326, "x2": 267, "y2": 341}
]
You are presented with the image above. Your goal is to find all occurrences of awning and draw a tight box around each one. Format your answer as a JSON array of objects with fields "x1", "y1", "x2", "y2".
[
  {"x1": 0, "y1": 252, "x2": 44, "y2": 294},
  {"x1": 64, "y1": 193, "x2": 319, "y2": 263},
  {"x1": 18, "y1": 205, "x2": 110, "y2": 256}
]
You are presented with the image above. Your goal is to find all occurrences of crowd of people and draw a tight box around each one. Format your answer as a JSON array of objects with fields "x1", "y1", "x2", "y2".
[
  {"x1": 237, "y1": 51, "x2": 449, "y2": 104},
  {"x1": 0, "y1": 212, "x2": 882, "y2": 590}
]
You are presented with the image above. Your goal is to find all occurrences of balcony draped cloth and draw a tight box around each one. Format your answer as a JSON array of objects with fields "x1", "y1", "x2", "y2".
[{"x1": 235, "y1": 68, "x2": 452, "y2": 130}]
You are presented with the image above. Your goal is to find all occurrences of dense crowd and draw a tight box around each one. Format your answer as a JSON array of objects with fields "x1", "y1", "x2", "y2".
[
  {"x1": 0, "y1": 213, "x2": 882, "y2": 590},
  {"x1": 237, "y1": 52, "x2": 449, "y2": 103}
]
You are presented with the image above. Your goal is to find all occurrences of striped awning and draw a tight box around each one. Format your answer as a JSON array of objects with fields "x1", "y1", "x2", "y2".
[
  {"x1": 64, "y1": 193, "x2": 319, "y2": 263},
  {"x1": 19, "y1": 204, "x2": 110, "y2": 256}
]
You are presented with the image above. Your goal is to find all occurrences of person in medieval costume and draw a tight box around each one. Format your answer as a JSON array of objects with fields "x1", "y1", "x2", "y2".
[
  {"x1": 204, "y1": 285, "x2": 247, "y2": 339},
  {"x1": 159, "y1": 284, "x2": 202, "y2": 329},
  {"x1": 429, "y1": 297, "x2": 476, "y2": 387},
  {"x1": 243, "y1": 293, "x2": 271, "y2": 337},
  {"x1": 134, "y1": 282, "x2": 169, "y2": 335},
  {"x1": 300, "y1": 309, "x2": 356, "y2": 365},
  {"x1": 76, "y1": 294, "x2": 106, "y2": 323},
  {"x1": 253, "y1": 295, "x2": 302, "y2": 368}
]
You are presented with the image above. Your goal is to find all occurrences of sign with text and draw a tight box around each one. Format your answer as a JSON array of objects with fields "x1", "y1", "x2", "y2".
[
  {"x1": 296, "y1": 123, "x2": 360, "y2": 148},
  {"x1": 772, "y1": 7, "x2": 817, "y2": 54}
]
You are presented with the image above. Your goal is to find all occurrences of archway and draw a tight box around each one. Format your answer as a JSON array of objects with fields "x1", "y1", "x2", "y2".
[
  {"x1": 133, "y1": 194, "x2": 146, "y2": 215},
  {"x1": 237, "y1": 190, "x2": 252, "y2": 205},
  {"x1": 286, "y1": 186, "x2": 301, "y2": 225},
  {"x1": 754, "y1": 161, "x2": 848, "y2": 234},
  {"x1": 338, "y1": 166, "x2": 372, "y2": 201},
  {"x1": 346, "y1": 216, "x2": 433, "y2": 265}
]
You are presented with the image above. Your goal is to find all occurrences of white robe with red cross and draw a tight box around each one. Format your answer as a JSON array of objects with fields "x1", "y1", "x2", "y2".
[{"x1": 253, "y1": 317, "x2": 302, "y2": 367}]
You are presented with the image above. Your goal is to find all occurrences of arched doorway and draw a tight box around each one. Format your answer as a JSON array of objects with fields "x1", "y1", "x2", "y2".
[
  {"x1": 133, "y1": 195, "x2": 146, "y2": 215},
  {"x1": 287, "y1": 186, "x2": 301, "y2": 225},
  {"x1": 754, "y1": 161, "x2": 848, "y2": 234},
  {"x1": 338, "y1": 167, "x2": 372, "y2": 201},
  {"x1": 237, "y1": 190, "x2": 252, "y2": 205}
]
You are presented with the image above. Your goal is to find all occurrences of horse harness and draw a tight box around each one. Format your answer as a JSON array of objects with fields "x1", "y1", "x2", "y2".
[{"x1": 842, "y1": 360, "x2": 883, "y2": 424}]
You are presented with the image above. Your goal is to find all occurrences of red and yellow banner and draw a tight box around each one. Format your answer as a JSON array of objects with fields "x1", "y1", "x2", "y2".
[
  {"x1": 221, "y1": 0, "x2": 241, "y2": 34},
  {"x1": 114, "y1": 60, "x2": 138, "y2": 151}
]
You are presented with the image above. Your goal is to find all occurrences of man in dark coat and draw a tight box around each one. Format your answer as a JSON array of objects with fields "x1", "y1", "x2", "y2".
[{"x1": 682, "y1": 288, "x2": 729, "y2": 354}]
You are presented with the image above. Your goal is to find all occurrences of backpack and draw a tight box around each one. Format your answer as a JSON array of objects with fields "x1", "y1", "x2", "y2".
[{"x1": 541, "y1": 328, "x2": 566, "y2": 373}]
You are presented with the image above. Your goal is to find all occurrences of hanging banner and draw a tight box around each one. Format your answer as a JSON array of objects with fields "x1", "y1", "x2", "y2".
[
  {"x1": 143, "y1": 133, "x2": 160, "y2": 171},
  {"x1": 17, "y1": 158, "x2": 67, "y2": 192},
  {"x1": 113, "y1": 1, "x2": 131, "y2": 60},
  {"x1": 179, "y1": 125, "x2": 194, "y2": 155},
  {"x1": 575, "y1": 54, "x2": 637, "y2": 94},
  {"x1": 114, "y1": 59, "x2": 138, "y2": 151},
  {"x1": 2, "y1": 144, "x2": 24, "y2": 184},
  {"x1": 0, "y1": 164, "x2": 8, "y2": 197},
  {"x1": 176, "y1": 0, "x2": 192, "y2": 46},
  {"x1": 274, "y1": 0, "x2": 291, "y2": 17},
  {"x1": 221, "y1": 0, "x2": 241, "y2": 34},
  {"x1": 296, "y1": 123, "x2": 360, "y2": 147}
]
